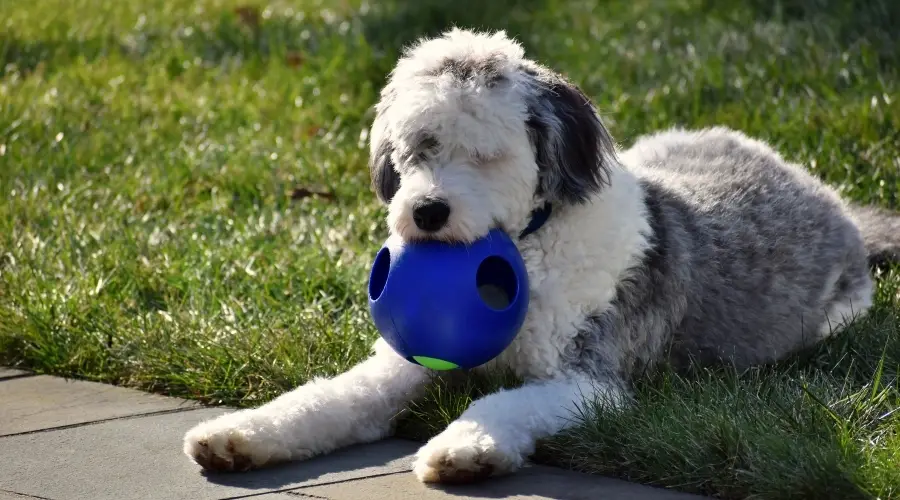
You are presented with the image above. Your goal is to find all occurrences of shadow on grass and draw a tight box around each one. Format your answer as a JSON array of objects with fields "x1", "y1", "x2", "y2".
[
  {"x1": 729, "y1": 0, "x2": 899, "y2": 60},
  {"x1": 359, "y1": 0, "x2": 545, "y2": 51},
  {"x1": 0, "y1": 0, "x2": 540, "y2": 78},
  {"x1": 0, "y1": 9, "x2": 319, "y2": 78},
  {"x1": 4, "y1": 0, "x2": 896, "y2": 81},
  {"x1": 363, "y1": 0, "x2": 900, "y2": 66}
]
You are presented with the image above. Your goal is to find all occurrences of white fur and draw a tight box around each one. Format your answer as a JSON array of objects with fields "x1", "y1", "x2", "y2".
[
  {"x1": 412, "y1": 375, "x2": 623, "y2": 482},
  {"x1": 818, "y1": 285, "x2": 873, "y2": 337},
  {"x1": 484, "y1": 166, "x2": 651, "y2": 379},
  {"x1": 183, "y1": 339, "x2": 430, "y2": 470}
]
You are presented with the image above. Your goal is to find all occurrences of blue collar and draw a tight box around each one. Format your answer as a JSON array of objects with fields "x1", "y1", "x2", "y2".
[{"x1": 518, "y1": 202, "x2": 553, "y2": 240}]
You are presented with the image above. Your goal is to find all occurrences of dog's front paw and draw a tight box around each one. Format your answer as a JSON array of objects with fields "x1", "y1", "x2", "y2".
[
  {"x1": 413, "y1": 420, "x2": 523, "y2": 484},
  {"x1": 183, "y1": 410, "x2": 295, "y2": 472}
]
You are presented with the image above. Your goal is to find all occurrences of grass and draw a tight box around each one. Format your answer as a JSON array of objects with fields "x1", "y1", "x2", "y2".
[{"x1": 1, "y1": 0, "x2": 899, "y2": 497}]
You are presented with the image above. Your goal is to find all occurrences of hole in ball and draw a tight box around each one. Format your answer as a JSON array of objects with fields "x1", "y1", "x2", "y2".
[
  {"x1": 476, "y1": 256, "x2": 518, "y2": 311},
  {"x1": 369, "y1": 247, "x2": 391, "y2": 301}
]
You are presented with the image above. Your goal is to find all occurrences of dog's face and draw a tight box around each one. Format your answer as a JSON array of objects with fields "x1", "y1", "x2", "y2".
[{"x1": 369, "y1": 29, "x2": 616, "y2": 243}]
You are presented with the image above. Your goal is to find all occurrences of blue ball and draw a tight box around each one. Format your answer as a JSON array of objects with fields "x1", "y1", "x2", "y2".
[{"x1": 367, "y1": 229, "x2": 529, "y2": 370}]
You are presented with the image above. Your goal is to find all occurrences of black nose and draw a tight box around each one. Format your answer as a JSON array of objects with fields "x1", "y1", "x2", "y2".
[{"x1": 412, "y1": 198, "x2": 451, "y2": 232}]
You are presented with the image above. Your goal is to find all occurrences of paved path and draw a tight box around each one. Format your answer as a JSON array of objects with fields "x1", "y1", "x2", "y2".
[{"x1": 0, "y1": 367, "x2": 702, "y2": 499}]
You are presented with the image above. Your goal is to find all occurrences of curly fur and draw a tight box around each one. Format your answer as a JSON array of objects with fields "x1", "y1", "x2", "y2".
[{"x1": 183, "y1": 28, "x2": 900, "y2": 483}]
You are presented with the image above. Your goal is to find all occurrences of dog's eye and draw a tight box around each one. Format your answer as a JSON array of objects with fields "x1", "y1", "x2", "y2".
[
  {"x1": 486, "y1": 74, "x2": 508, "y2": 89},
  {"x1": 414, "y1": 136, "x2": 439, "y2": 162}
]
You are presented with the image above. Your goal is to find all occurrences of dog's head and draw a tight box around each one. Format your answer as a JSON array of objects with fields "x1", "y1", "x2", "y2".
[{"x1": 369, "y1": 28, "x2": 616, "y2": 242}]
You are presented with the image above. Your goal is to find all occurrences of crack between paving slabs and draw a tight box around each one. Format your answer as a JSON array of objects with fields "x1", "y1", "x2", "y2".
[
  {"x1": 0, "y1": 373, "x2": 37, "y2": 382},
  {"x1": 0, "y1": 406, "x2": 205, "y2": 438},
  {"x1": 0, "y1": 488, "x2": 58, "y2": 500},
  {"x1": 285, "y1": 492, "x2": 330, "y2": 499},
  {"x1": 215, "y1": 470, "x2": 411, "y2": 500}
]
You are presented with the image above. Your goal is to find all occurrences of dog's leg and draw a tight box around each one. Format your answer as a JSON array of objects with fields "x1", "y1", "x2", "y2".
[
  {"x1": 183, "y1": 339, "x2": 431, "y2": 472},
  {"x1": 412, "y1": 373, "x2": 626, "y2": 483}
]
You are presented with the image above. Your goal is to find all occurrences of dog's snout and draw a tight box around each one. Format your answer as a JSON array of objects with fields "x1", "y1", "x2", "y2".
[{"x1": 412, "y1": 198, "x2": 451, "y2": 232}]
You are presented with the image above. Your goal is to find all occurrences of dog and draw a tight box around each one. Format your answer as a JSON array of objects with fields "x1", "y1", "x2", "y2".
[{"x1": 183, "y1": 28, "x2": 900, "y2": 483}]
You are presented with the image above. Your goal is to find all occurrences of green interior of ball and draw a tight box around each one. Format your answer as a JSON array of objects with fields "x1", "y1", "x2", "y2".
[{"x1": 412, "y1": 356, "x2": 459, "y2": 371}]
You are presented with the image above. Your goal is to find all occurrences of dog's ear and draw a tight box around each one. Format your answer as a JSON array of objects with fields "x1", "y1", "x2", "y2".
[
  {"x1": 369, "y1": 139, "x2": 400, "y2": 204},
  {"x1": 526, "y1": 77, "x2": 614, "y2": 204},
  {"x1": 370, "y1": 143, "x2": 400, "y2": 203}
]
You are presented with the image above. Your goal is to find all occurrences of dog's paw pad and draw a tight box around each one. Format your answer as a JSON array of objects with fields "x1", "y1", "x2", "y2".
[
  {"x1": 412, "y1": 425, "x2": 520, "y2": 484},
  {"x1": 183, "y1": 420, "x2": 286, "y2": 472},
  {"x1": 436, "y1": 456, "x2": 496, "y2": 483}
]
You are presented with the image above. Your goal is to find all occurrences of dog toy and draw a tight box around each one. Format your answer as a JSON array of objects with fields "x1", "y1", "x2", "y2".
[{"x1": 367, "y1": 229, "x2": 529, "y2": 370}]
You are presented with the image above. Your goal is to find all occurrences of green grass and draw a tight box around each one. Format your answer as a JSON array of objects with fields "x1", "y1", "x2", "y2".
[{"x1": 1, "y1": 0, "x2": 899, "y2": 497}]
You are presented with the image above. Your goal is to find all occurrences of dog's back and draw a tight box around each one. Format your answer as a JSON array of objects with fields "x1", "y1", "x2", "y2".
[{"x1": 620, "y1": 127, "x2": 891, "y2": 368}]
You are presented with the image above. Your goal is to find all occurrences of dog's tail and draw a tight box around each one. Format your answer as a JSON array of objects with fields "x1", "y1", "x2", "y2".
[{"x1": 848, "y1": 204, "x2": 900, "y2": 269}]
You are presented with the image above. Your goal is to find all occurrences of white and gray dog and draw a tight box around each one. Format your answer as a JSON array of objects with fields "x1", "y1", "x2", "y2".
[{"x1": 184, "y1": 28, "x2": 900, "y2": 483}]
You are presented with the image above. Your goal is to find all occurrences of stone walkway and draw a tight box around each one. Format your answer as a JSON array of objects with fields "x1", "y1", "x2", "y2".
[{"x1": 0, "y1": 367, "x2": 702, "y2": 499}]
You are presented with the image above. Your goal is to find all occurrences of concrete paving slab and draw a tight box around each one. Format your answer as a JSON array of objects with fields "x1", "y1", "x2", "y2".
[
  {"x1": 0, "y1": 408, "x2": 420, "y2": 500},
  {"x1": 0, "y1": 375, "x2": 198, "y2": 436},
  {"x1": 0, "y1": 368, "x2": 30, "y2": 380},
  {"x1": 293, "y1": 464, "x2": 703, "y2": 500}
]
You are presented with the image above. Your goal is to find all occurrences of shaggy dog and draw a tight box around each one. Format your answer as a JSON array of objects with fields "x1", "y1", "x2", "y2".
[{"x1": 183, "y1": 28, "x2": 900, "y2": 483}]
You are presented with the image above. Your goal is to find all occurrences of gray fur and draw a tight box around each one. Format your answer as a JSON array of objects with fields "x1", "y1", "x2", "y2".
[
  {"x1": 430, "y1": 54, "x2": 509, "y2": 86},
  {"x1": 524, "y1": 69, "x2": 615, "y2": 204},
  {"x1": 565, "y1": 128, "x2": 896, "y2": 379}
]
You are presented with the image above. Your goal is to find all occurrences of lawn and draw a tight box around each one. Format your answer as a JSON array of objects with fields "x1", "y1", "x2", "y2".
[{"x1": 1, "y1": 0, "x2": 899, "y2": 497}]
